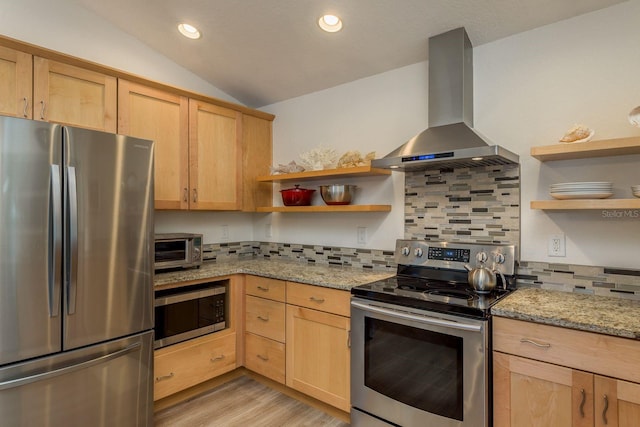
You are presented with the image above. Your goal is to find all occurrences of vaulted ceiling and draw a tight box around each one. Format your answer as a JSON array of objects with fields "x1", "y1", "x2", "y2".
[{"x1": 75, "y1": 0, "x2": 625, "y2": 108}]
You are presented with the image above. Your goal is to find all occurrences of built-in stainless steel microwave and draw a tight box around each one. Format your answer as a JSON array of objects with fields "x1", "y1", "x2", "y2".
[
  {"x1": 154, "y1": 282, "x2": 227, "y2": 349},
  {"x1": 154, "y1": 233, "x2": 203, "y2": 271}
]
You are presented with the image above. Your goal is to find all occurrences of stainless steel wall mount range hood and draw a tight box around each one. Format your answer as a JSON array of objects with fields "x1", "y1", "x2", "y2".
[{"x1": 372, "y1": 27, "x2": 519, "y2": 171}]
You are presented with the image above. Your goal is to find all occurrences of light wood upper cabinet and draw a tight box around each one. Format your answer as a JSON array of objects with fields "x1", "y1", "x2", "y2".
[
  {"x1": 34, "y1": 57, "x2": 116, "y2": 132},
  {"x1": 189, "y1": 99, "x2": 242, "y2": 210},
  {"x1": 242, "y1": 114, "x2": 273, "y2": 211},
  {"x1": 118, "y1": 80, "x2": 189, "y2": 210},
  {"x1": 0, "y1": 46, "x2": 32, "y2": 119}
]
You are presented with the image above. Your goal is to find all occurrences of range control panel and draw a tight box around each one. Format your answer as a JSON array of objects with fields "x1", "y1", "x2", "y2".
[{"x1": 395, "y1": 240, "x2": 517, "y2": 275}]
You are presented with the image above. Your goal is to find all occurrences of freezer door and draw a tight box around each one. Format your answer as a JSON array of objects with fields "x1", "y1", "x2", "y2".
[
  {"x1": 0, "y1": 330, "x2": 153, "y2": 426},
  {"x1": 0, "y1": 117, "x2": 62, "y2": 365},
  {"x1": 63, "y1": 126, "x2": 154, "y2": 350}
]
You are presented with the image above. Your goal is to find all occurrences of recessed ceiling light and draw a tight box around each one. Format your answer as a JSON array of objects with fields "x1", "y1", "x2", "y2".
[
  {"x1": 178, "y1": 23, "x2": 201, "y2": 39},
  {"x1": 318, "y1": 14, "x2": 343, "y2": 33}
]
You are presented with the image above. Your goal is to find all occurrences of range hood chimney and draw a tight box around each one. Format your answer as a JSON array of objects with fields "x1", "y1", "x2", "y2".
[{"x1": 372, "y1": 27, "x2": 518, "y2": 171}]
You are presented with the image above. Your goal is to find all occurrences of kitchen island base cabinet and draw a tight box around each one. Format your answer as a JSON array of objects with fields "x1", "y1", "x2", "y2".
[
  {"x1": 493, "y1": 317, "x2": 640, "y2": 427},
  {"x1": 285, "y1": 282, "x2": 351, "y2": 413},
  {"x1": 154, "y1": 331, "x2": 237, "y2": 401}
]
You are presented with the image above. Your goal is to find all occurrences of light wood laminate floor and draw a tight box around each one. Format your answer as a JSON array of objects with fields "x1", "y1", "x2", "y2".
[{"x1": 154, "y1": 376, "x2": 350, "y2": 427}]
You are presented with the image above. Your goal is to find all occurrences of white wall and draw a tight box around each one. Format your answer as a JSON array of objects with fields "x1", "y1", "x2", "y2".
[
  {"x1": 0, "y1": 0, "x2": 239, "y2": 104},
  {"x1": 264, "y1": 0, "x2": 640, "y2": 268},
  {"x1": 474, "y1": 0, "x2": 640, "y2": 268},
  {"x1": 261, "y1": 62, "x2": 429, "y2": 250}
]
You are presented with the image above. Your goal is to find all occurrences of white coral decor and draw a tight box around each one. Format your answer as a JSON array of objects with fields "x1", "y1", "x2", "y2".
[{"x1": 298, "y1": 146, "x2": 338, "y2": 170}]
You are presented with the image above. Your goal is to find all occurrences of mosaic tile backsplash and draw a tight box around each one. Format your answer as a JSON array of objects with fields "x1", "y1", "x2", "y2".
[
  {"x1": 202, "y1": 241, "x2": 640, "y2": 300},
  {"x1": 404, "y1": 165, "x2": 520, "y2": 246},
  {"x1": 198, "y1": 163, "x2": 637, "y2": 300}
]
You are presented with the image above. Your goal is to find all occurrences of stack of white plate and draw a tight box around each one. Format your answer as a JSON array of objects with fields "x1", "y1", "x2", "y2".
[
  {"x1": 632, "y1": 185, "x2": 640, "y2": 198},
  {"x1": 549, "y1": 182, "x2": 613, "y2": 200}
]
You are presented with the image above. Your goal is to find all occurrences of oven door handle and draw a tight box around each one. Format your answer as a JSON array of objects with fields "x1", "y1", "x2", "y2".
[{"x1": 351, "y1": 300, "x2": 483, "y2": 332}]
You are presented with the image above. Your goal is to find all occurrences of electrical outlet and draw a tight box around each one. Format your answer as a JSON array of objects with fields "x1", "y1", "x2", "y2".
[
  {"x1": 548, "y1": 233, "x2": 566, "y2": 257},
  {"x1": 221, "y1": 225, "x2": 229, "y2": 240},
  {"x1": 357, "y1": 227, "x2": 367, "y2": 244},
  {"x1": 265, "y1": 223, "x2": 272, "y2": 238}
]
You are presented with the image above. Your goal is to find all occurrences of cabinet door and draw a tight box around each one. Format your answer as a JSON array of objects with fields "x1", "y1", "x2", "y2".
[
  {"x1": 188, "y1": 99, "x2": 241, "y2": 210},
  {"x1": 493, "y1": 351, "x2": 593, "y2": 427},
  {"x1": 0, "y1": 46, "x2": 32, "y2": 118},
  {"x1": 118, "y1": 80, "x2": 189, "y2": 210},
  {"x1": 241, "y1": 114, "x2": 272, "y2": 211},
  {"x1": 595, "y1": 376, "x2": 640, "y2": 427},
  {"x1": 286, "y1": 305, "x2": 350, "y2": 411},
  {"x1": 33, "y1": 57, "x2": 116, "y2": 132}
]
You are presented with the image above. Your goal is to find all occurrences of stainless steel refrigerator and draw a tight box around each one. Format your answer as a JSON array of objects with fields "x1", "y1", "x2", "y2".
[{"x1": 0, "y1": 116, "x2": 155, "y2": 426}]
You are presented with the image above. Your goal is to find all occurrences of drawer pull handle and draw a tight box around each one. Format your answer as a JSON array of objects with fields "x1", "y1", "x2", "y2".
[
  {"x1": 257, "y1": 315, "x2": 269, "y2": 322},
  {"x1": 257, "y1": 286, "x2": 269, "y2": 291},
  {"x1": 211, "y1": 354, "x2": 225, "y2": 362},
  {"x1": 602, "y1": 394, "x2": 609, "y2": 425},
  {"x1": 39, "y1": 100, "x2": 46, "y2": 120},
  {"x1": 520, "y1": 338, "x2": 551, "y2": 348},
  {"x1": 183, "y1": 188, "x2": 188, "y2": 202},
  {"x1": 23, "y1": 97, "x2": 29, "y2": 117},
  {"x1": 309, "y1": 296, "x2": 325, "y2": 303},
  {"x1": 155, "y1": 373, "x2": 174, "y2": 382},
  {"x1": 257, "y1": 354, "x2": 269, "y2": 361},
  {"x1": 579, "y1": 388, "x2": 586, "y2": 418}
]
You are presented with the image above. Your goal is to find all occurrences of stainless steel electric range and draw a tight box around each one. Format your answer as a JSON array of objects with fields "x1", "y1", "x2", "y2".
[{"x1": 350, "y1": 239, "x2": 517, "y2": 427}]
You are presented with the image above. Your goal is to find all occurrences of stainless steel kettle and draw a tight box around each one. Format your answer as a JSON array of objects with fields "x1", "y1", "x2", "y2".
[{"x1": 464, "y1": 262, "x2": 507, "y2": 294}]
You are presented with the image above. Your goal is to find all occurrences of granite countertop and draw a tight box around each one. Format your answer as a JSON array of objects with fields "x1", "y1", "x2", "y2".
[
  {"x1": 154, "y1": 258, "x2": 395, "y2": 291},
  {"x1": 491, "y1": 287, "x2": 640, "y2": 340}
]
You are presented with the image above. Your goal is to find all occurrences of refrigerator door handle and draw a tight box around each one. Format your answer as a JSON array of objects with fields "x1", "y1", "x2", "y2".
[
  {"x1": 49, "y1": 165, "x2": 62, "y2": 317},
  {"x1": 66, "y1": 166, "x2": 79, "y2": 315},
  {"x1": 0, "y1": 342, "x2": 141, "y2": 391}
]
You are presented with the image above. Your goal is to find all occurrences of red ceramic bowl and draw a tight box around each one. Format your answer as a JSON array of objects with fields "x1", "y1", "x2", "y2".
[{"x1": 280, "y1": 185, "x2": 315, "y2": 206}]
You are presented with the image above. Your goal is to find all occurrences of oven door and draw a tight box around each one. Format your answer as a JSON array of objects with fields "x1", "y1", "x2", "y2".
[{"x1": 350, "y1": 297, "x2": 489, "y2": 427}]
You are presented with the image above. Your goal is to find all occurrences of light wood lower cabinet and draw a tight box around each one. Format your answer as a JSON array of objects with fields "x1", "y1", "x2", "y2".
[
  {"x1": 154, "y1": 331, "x2": 237, "y2": 401},
  {"x1": 285, "y1": 282, "x2": 351, "y2": 412},
  {"x1": 493, "y1": 317, "x2": 640, "y2": 427},
  {"x1": 243, "y1": 276, "x2": 286, "y2": 384},
  {"x1": 244, "y1": 332, "x2": 286, "y2": 384}
]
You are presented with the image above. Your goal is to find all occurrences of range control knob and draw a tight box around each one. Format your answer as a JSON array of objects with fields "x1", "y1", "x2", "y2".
[
  {"x1": 414, "y1": 248, "x2": 424, "y2": 258},
  {"x1": 401, "y1": 246, "x2": 410, "y2": 256},
  {"x1": 476, "y1": 251, "x2": 488, "y2": 263},
  {"x1": 494, "y1": 252, "x2": 506, "y2": 264}
]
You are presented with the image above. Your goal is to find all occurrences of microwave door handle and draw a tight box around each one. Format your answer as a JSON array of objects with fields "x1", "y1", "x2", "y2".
[
  {"x1": 49, "y1": 164, "x2": 62, "y2": 317},
  {"x1": 351, "y1": 300, "x2": 482, "y2": 332},
  {"x1": 66, "y1": 166, "x2": 78, "y2": 315}
]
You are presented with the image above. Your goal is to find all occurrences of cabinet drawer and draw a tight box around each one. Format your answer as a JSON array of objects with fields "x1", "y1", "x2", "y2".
[
  {"x1": 154, "y1": 332, "x2": 236, "y2": 400},
  {"x1": 493, "y1": 317, "x2": 640, "y2": 383},
  {"x1": 286, "y1": 282, "x2": 350, "y2": 317},
  {"x1": 245, "y1": 276, "x2": 286, "y2": 302},
  {"x1": 245, "y1": 295, "x2": 285, "y2": 342},
  {"x1": 244, "y1": 332, "x2": 285, "y2": 384}
]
